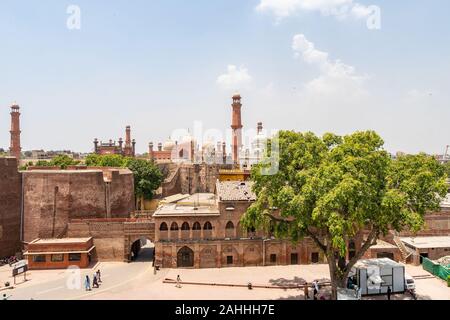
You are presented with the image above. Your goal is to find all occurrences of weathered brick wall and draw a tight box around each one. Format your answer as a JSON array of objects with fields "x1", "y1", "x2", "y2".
[
  {"x1": 22, "y1": 169, "x2": 134, "y2": 243},
  {"x1": 179, "y1": 164, "x2": 221, "y2": 194},
  {"x1": 0, "y1": 157, "x2": 21, "y2": 257},
  {"x1": 399, "y1": 208, "x2": 450, "y2": 237},
  {"x1": 67, "y1": 221, "x2": 126, "y2": 261},
  {"x1": 155, "y1": 238, "x2": 323, "y2": 269},
  {"x1": 110, "y1": 170, "x2": 135, "y2": 216}
]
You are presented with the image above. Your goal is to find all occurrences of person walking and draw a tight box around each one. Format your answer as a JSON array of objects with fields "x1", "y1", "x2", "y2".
[
  {"x1": 92, "y1": 273, "x2": 99, "y2": 288},
  {"x1": 96, "y1": 269, "x2": 102, "y2": 283},
  {"x1": 387, "y1": 286, "x2": 392, "y2": 300},
  {"x1": 85, "y1": 275, "x2": 91, "y2": 291},
  {"x1": 304, "y1": 284, "x2": 309, "y2": 300},
  {"x1": 176, "y1": 275, "x2": 182, "y2": 288},
  {"x1": 312, "y1": 280, "x2": 319, "y2": 300}
]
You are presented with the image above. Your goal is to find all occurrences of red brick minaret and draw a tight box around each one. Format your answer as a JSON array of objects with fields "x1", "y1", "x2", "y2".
[
  {"x1": 123, "y1": 125, "x2": 135, "y2": 157},
  {"x1": 9, "y1": 102, "x2": 21, "y2": 160},
  {"x1": 231, "y1": 93, "x2": 243, "y2": 164}
]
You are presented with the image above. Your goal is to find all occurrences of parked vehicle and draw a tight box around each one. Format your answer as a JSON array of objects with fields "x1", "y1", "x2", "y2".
[
  {"x1": 404, "y1": 273, "x2": 416, "y2": 291},
  {"x1": 348, "y1": 258, "x2": 406, "y2": 296}
]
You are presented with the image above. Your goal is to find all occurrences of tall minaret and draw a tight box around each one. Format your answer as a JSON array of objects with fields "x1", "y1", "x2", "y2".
[
  {"x1": 125, "y1": 126, "x2": 131, "y2": 149},
  {"x1": 123, "y1": 125, "x2": 135, "y2": 157},
  {"x1": 9, "y1": 102, "x2": 21, "y2": 160},
  {"x1": 231, "y1": 93, "x2": 243, "y2": 164}
]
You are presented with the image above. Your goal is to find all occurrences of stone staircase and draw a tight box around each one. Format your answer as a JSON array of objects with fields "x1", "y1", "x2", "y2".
[{"x1": 390, "y1": 231, "x2": 415, "y2": 263}]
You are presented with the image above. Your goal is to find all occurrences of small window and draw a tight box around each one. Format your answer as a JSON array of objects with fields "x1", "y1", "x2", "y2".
[
  {"x1": 193, "y1": 222, "x2": 201, "y2": 230},
  {"x1": 311, "y1": 252, "x2": 319, "y2": 263},
  {"x1": 270, "y1": 254, "x2": 277, "y2": 263},
  {"x1": 51, "y1": 254, "x2": 64, "y2": 262},
  {"x1": 32, "y1": 255, "x2": 46, "y2": 263},
  {"x1": 69, "y1": 253, "x2": 81, "y2": 262},
  {"x1": 227, "y1": 256, "x2": 233, "y2": 265},
  {"x1": 170, "y1": 222, "x2": 179, "y2": 231}
]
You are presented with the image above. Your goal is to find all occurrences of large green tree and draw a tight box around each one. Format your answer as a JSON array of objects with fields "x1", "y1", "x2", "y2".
[
  {"x1": 242, "y1": 130, "x2": 447, "y2": 299},
  {"x1": 125, "y1": 158, "x2": 163, "y2": 210}
]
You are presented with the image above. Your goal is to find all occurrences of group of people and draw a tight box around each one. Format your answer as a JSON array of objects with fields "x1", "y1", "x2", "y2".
[{"x1": 84, "y1": 269, "x2": 102, "y2": 291}]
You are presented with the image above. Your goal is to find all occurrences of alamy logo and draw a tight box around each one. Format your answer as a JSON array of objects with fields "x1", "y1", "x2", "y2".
[
  {"x1": 65, "y1": 265, "x2": 81, "y2": 290},
  {"x1": 66, "y1": 5, "x2": 81, "y2": 30}
]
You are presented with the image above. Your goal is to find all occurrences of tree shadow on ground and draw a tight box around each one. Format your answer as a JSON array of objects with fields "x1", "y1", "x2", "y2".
[{"x1": 269, "y1": 276, "x2": 307, "y2": 288}]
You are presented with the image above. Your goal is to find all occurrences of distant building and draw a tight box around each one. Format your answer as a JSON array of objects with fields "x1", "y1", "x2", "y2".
[{"x1": 94, "y1": 126, "x2": 136, "y2": 157}]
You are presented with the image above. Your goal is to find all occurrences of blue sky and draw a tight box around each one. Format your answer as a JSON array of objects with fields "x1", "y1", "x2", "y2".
[{"x1": 1, "y1": 0, "x2": 449, "y2": 154}]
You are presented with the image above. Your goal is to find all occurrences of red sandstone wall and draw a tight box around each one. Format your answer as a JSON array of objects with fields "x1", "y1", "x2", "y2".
[
  {"x1": 0, "y1": 157, "x2": 21, "y2": 257},
  {"x1": 22, "y1": 169, "x2": 134, "y2": 243},
  {"x1": 67, "y1": 221, "x2": 126, "y2": 261},
  {"x1": 109, "y1": 170, "x2": 135, "y2": 217}
]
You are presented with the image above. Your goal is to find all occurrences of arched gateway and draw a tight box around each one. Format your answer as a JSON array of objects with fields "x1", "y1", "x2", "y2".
[{"x1": 177, "y1": 246, "x2": 194, "y2": 268}]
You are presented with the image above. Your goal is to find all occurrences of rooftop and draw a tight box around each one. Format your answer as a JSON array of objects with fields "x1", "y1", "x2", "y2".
[
  {"x1": 400, "y1": 236, "x2": 450, "y2": 249},
  {"x1": 369, "y1": 240, "x2": 398, "y2": 250},
  {"x1": 216, "y1": 181, "x2": 256, "y2": 201},
  {"x1": 30, "y1": 237, "x2": 92, "y2": 244},
  {"x1": 153, "y1": 193, "x2": 219, "y2": 217},
  {"x1": 354, "y1": 258, "x2": 403, "y2": 269}
]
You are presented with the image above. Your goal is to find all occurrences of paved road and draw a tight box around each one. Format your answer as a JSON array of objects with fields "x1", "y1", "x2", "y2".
[{"x1": 6, "y1": 246, "x2": 159, "y2": 300}]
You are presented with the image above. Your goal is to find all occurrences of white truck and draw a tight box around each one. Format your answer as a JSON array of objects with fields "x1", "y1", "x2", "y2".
[{"x1": 348, "y1": 258, "x2": 406, "y2": 296}]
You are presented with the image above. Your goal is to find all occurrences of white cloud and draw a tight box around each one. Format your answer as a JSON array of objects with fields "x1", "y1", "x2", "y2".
[
  {"x1": 256, "y1": 0, "x2": 372, "y2": 20},
  {"x1": 292, "y1": 34, "x2": 367, "y2": 98},
  {"x1": 216, "y1": 65, "x2": 253, "y2": 90}
]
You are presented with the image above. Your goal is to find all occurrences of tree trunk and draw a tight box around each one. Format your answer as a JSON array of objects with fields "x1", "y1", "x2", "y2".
[
  {"x1": 327, "y1": 250, "x2": 348, "y2": 300},
  {"x1": 140, "y1": 196, "x2": 145, "y2": 211}
]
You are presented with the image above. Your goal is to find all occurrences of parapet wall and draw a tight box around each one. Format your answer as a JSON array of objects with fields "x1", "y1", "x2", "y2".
[{"x1": 0, "y1": 157, "x2": 21, "y2": 257}]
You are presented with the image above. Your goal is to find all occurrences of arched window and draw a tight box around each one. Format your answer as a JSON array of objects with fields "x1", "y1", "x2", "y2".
[
  {"x1": 193, "y1": 222, "x2": 201, "y2": 230},
  {"x1": 159, "y1": 222, "x2": 168, "y2": 231},
  {"x1": 181, "y1": 222, "x2": 190, "y2": 231},
  {"x1": 225, "y1": 221, "x2": 235, "y2": 238},
  {"x1": 203, "y1": 222, "x2": 213, "y2": 230},
  {"x1": 170, "y1": 222, "x2": 179, "y2": 231}
]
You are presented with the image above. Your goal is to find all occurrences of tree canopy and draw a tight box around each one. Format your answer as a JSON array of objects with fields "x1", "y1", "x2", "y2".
[
  {"x1": 30, "y1": 154, "x2": 80, "y2": 169},
  {"x1": 444, "y1": 161, "x2": 450, "y2": 178},
  {"x1": 242, "y1": 130, "x2": 447, "y2": 299},
  {"x1": 126, "y1": 158, "x2": 163, "y2": 201},
  {"x1": 84, "y1": 154, "x2": 128, "y2": 168}
]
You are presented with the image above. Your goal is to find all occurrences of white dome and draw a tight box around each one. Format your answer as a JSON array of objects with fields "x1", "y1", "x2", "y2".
[{"x1": 163, "y1": 138, "x2": 175, "y2": 151}]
